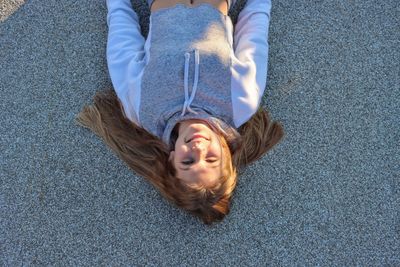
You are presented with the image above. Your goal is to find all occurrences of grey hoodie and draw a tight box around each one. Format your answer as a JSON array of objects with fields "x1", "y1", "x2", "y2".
[{"x1": 140, "y1": 4, "x2": 236, "y2": 147}]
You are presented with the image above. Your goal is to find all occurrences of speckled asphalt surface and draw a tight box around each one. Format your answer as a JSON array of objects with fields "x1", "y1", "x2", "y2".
[{"x1": 1, "y1": 0, "x2": 399, "y2": 265}]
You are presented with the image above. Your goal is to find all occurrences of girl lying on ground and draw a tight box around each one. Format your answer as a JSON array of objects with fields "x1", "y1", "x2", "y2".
[{"x1": 77, "y1": 0, "x2": 284, "y2": 224}]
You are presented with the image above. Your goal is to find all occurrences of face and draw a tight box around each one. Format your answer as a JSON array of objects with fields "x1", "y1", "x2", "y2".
[{"x1": 169, "y1": 120, "x2": 224, "y2": 188}]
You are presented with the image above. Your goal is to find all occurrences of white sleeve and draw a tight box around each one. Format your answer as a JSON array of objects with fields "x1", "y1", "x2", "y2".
[
  {"x1": 230, "y1": 0, "x2": 272, "y2": 127},
  {"x1": 106, "y1": 0, "x2": 146, "y2": 124}
]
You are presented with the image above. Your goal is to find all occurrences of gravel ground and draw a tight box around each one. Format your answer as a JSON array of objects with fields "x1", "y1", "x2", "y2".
[{"x1": 1, "y1": 0, "x2": 399, "y2": 265}]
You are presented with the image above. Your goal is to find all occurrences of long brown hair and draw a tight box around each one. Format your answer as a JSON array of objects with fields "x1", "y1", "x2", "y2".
[{"x1": 76, "y1": 89, "x2": 284, "y2": 224}]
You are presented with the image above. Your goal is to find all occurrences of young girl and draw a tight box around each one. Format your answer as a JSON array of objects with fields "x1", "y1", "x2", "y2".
[{"x1": 78, "y1": 0, "x2": 284, "y2": 224}]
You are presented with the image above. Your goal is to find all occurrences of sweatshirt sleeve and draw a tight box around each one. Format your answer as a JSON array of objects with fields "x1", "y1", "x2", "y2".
[
  {"x1": 106, "y1": 0, "x2": 146, "y2": 124},
  {"x1": 230, "y1": 0, "x2": 272, "y2": 127}
]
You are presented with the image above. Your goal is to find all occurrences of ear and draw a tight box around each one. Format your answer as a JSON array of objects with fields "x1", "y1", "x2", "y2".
[{"x1": 169, "y1": 151, "x2": 175, "y2": 162}]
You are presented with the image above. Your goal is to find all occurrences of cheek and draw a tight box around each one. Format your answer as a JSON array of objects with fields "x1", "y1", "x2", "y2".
[
  {"x1": 174, "y1": 137, "x2": 184, "y2": 152},
  {"x1": 174, "y1": 144, "x2": 188, "y2": 159},
  {"x1": 211, "y1": 143, "x2": 223, "y2": 157}
]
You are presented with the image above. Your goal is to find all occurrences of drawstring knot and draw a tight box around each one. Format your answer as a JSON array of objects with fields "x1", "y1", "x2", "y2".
[{"x1": 181, "y1": 49, "x2": 200, "y2": 116}]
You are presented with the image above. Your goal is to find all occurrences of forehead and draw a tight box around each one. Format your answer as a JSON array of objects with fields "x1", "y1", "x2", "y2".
[{"x1": 177, "y1": 166, "x2": 222, "y2": 187}]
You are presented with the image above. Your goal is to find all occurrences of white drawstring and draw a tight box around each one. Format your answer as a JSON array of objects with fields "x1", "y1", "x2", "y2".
[
  {"x1": 182, "y1": 53, "x2": 191, "y2": 116},
  {"x1": 181, "y1": 49, "x2": 200, "y2": 116}
]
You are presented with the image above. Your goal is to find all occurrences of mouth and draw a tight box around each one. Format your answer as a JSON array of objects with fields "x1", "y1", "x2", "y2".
[{"x1": 186, "y1": 134, "x2": 209, "y2": 143}]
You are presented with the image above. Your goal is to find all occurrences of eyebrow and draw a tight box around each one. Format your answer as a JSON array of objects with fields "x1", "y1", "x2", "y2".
[{"x1": 179, "y1": 164, "x2": 220, "y2": 171}]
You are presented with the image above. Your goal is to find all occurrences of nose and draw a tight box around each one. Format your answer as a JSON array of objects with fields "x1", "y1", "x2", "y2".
[
  {"x1": 190, "y1": 140, "x2": 207, "y2": 153},
  {"x1": 191, "y1": 142, "x2": 205, "y2": 151},
  {"x1": 189, "y1": 141, "x2": 209, "y2": 164}
]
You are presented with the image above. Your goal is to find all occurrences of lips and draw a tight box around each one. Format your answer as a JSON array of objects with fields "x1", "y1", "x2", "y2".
[{"x1": 187, "y1": 134, "x2": 209, "y2": 143}]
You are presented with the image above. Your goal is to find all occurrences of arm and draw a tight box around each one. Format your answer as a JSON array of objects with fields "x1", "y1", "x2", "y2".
[
  {"x1": 231, "y1": 0, "x2": 272, "y2": 127},
  {"x1": 106, "y1": 0, "x2": 146, "y2": 124}
]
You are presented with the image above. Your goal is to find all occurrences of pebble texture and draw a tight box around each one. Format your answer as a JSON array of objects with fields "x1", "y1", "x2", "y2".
[{"x1": 1, "y1": 0, "x2": 399, "y2": 265}]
